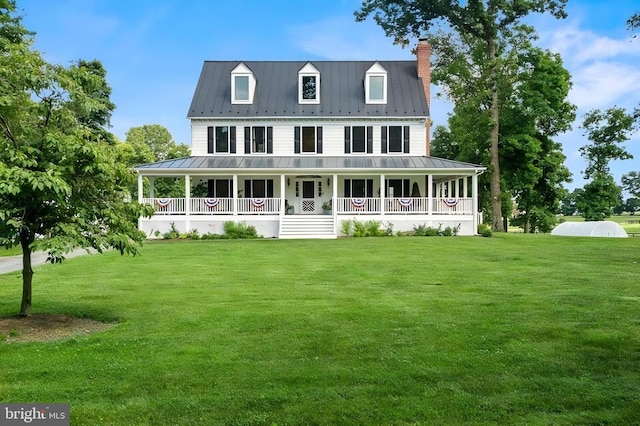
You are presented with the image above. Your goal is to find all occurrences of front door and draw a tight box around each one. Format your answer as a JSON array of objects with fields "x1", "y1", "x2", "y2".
[{"x1": 301, "y1": 180, "x2": 317, "y2": 213}]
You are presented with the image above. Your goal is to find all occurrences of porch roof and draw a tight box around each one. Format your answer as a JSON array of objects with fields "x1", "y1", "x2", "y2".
[{"x1": 135, "y1": 156, "x2": 485, "y2": 175}]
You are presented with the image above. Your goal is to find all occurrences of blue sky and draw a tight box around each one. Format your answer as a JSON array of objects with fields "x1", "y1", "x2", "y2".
[{"x1": 18, "y1": 0, "x2": 640, "y2": 191}]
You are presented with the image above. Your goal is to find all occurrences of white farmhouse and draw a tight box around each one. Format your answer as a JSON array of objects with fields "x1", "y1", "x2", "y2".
[{"x1": 135, "y1": 40, "x2": 485, "y2": 238}]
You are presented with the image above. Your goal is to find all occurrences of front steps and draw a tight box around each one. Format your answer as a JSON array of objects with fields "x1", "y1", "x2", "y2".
[{"x1": 278, "y1": 215, "x2": 336, "y2": 239}]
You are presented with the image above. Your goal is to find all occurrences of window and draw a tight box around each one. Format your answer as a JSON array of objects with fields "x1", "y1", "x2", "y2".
[
  {"x1": 298, "y1": 62, "x2": 320, "y2": 104},
  {"x1": 386, "y1": 179, "x2": 410, "y2": 197},
  {"x1": 344, "y1": 126, "x2": 373, "y2": 154},
  {"x1": 344, "y1": 179, "x2": 374, "y2": 198},
  {"x1": 365, "y1": 62, "x2": 387, "y2": 104},
  {"x1": 381, "y1": 126, "x2": 410, "y2": 154},
  {"x1": 231, "y1": 63, "x2": 256, "y2": 104},
  {"x1": 294, "y1": 126, "x2": 323, "y2": 154},
  {"x1": 244, "y1": 179, "x2": 274, "y2": 198},
  {"x1": 207, "y1": 126, "x2": 236, "y2": 154},
  {"x1": 244, "y1": 127, "x2": 273, "y2": 154},
  {"x1": 207, "y1": 179, "x2": 233, "y2": 197},
  {"x1": 234, "y1": 76, "x2": 249, "y2": 101}
]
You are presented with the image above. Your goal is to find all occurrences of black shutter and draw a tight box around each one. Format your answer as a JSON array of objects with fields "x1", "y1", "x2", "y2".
[
  {"x1": 344, "y1": 127, "x2": 351, "y2": 154},
  {"x1": 366, "y1": 126, "x2": 373, "y2": 153},
  {"x1": 207, "y1": 179, "x2": 215, "y2": 197},
  {"x1": 244, "y1": 127, "x2": 251, "y2": 154},
  {"x1": 316, "y1": 127, "x2": 323, "y2": 154},
  {"x1": 404, "y1": 179, "x2": 410, "y2": 197},
  {"x1": 381, "y1": 126, "x2": 387, "y2": 153},
  {"x1": 244, "y1": 180, "x2": 251, "y2": 198},
  {"x1": 230, "y1": 126, "x2": 236, "y2": 154},
  {"x1": 366, "y1": 179, "x2": 374, "y2": 198},
  {"x1": 403, "y1": 126, "x2": 410, "y2": 153},
  {"x1": 267, "y1": 127, "x2": 273, "y2": 154},
  {"x1": 207, "y1": 127, "x2": 214, "y2": 153},
  {"x1": 344, "y1": 179, "x2": 351, "y2": 197},
  {"x1": 294, "y1": 126, "x2": 301, "y2": 154},
  {"x1": 267, "y1": 180, "x2": 274, "y2": 198}
]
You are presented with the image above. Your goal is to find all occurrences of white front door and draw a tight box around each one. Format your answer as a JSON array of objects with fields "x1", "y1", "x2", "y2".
[{"x1": 300, "y1": 180, "x2": 318, "y2": 213}]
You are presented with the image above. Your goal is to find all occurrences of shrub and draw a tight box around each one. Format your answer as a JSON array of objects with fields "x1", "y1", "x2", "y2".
[
  {"x1": 163, "y1": 222, "x2": 180, "y2": 239},
  {"x1": 184, "y1": 229, "x2": 200, "y2": 240},
  {"x1": 478, "y1": 223, "x2": 492, "y2": 237},
  {"x1": 222, "y1": 221, "x2": 260, "y2": 239},
  {"x1": 340, "y1": 220, "x2": 353, "y2": 236}
]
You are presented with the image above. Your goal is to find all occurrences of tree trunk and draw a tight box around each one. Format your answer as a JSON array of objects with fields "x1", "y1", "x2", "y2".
[
  {"x1": 19, "y1": 229, "x2": 34, "y2": 317},
  {"x1": 488, "y1": 37, "x2": 504, "y2": 232}
]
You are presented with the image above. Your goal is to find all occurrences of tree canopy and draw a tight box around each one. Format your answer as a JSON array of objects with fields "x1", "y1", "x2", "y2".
[
  {"x1": 0, "y1": 1, "x2": 152, "y2": 316},
  {"x1": 356, "y1": 0, "x2": 568, "y2": 231}
]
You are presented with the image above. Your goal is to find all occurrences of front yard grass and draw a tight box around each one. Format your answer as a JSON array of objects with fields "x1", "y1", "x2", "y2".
[{"x1": 1, "y1": 235, "x2": 639, "y2": 424}]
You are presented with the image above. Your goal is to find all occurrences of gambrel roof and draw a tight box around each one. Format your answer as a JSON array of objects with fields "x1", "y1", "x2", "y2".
[{"x1": 187, "y1": 61, "x2": 429, "y2": 119}]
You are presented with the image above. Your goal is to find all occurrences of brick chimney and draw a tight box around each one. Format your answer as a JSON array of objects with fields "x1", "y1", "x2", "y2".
[{"x1": 416, "y1": 38, "x2": 431, "y2": 156}]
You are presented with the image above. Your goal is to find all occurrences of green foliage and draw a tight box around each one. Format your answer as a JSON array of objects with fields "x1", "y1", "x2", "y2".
[
  {"x1": 0, "y1": 3, "x2": 152, "y2": 315},
  {"x1": 621, "y1": 171, "x2": 640, "y2": 198},
  {"x1": 577, "y1": 174, "x2": 622, "y2": 221},
  {"x1": 340, "y1": 220, "x2": 353, "y2": 236},
  {"x1": 477, "y1": 223, "x2": 493, "y2": 237},
  {"x1": 162, "y1": 223, "x2": 181, "y2": 240},
  {"x1": 413, "y1": 223, "x2": 460, "y2": 237},
  {"x1": 222, "y1": 221, "x2": 260, "y2": 239}
]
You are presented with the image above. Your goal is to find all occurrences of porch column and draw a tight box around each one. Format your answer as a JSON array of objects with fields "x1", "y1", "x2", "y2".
[
  {"x1": 280, "y1": 174, "x2": 286, "y2": 217},
  {"x1": 454, "y1": 178, "x2": 459, "y2": 198},
  {"x1": 233, "y1": 174, "x2": 238, "y2": 216},
  {"x1": 137, "y1": 174, "x2": 143, "y2": 203},
  {"x1": 380, "y1": 174, "x2": 385, "y2": 216},
  {"x1": 149, "y1": 177, "x2": 155, "y2": 199},
  {"x1": 332, "y1": 174, "x2": 337, "y2": 218},
  {"x1": 185, "y1": 175, "x2": 191, "y2": 230},
  {"x1": 472, "y1": 172, "x2": 479, "y2": 234},
  {"x1": 427, "y1": 174, "x2": 433, "y2": 216}
]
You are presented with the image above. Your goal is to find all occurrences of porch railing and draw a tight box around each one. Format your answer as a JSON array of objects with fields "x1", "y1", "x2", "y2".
[
  {"x1": 142, "y1": 198, "x2": 282, "y2": 215},
  {"x1": 142, "y1": 197, "x2": 473, "y2": 216}
]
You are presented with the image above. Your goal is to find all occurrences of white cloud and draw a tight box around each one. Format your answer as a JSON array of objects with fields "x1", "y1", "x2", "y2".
[{"x1": 569, "y1": 61, "x2": 640, "y2": 110}]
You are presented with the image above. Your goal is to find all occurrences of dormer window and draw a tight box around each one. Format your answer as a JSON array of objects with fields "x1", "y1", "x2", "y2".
[
  {"x1": 365, "y1": 62, "x2": 387, "y2": 104},
  {"x1": 298, "y1": 62, "x2": 320, "y2": 104},
  {"x1": 231, "y1": 63, "x2": 256, "y2": 104}
]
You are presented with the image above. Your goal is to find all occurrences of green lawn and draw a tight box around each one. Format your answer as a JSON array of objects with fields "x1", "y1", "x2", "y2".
[{"x1": 1, "y1": 235, "x2": 639, "y2": 425}]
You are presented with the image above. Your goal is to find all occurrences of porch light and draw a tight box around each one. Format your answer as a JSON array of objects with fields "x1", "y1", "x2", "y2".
[
  {"x1": 287, "y1": 178, "x2": 290, "y2": 187},
  {"x1": 327, "y1": 178, "x2": 330, "y2": 186}
]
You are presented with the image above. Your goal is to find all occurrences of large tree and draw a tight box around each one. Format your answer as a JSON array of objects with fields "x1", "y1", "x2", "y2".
[
  {"x1": 432, "y1": 43, "x2": 575, "y2": 232},
  {"x1": 621, "y1": 171, "x2": 640, "y2": 198},
  {"x1": 121, "y1": 124, "x2": 190, "y2": 198},
  {"x1": 576, "y1": 107, "x2": 635, "y2": 221},
  {"x1": 0, "y1": 2, "x2": 152, "y2": 316},
  {"x1": 355, "y1": 0, "x2": 568, "y2": 231}
]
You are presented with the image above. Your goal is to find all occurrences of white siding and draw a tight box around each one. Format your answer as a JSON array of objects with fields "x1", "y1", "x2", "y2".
[{"x1": 189, "y1": 119, "x2": 427, "y2": 157}]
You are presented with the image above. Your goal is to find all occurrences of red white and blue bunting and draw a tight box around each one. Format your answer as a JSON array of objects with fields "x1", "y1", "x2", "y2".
[
  {"x1": 443, "y1": 198, "x2": 459, "y2": 207},
  {"x1": 398, "y1": 198, "x2": 413, "y2": 207},
  {"x1": 351, "y1": 198, "x2": 366, "y2": 208},
  {"x1": 204, "y1": 198, "x2": 219, "y2": 208},
  {"x1": 251, "y1": 198, "x2": 266, "y2": 209},
  {"x1": 156, "y1": 198, "x2": 171, "y2": 207}
]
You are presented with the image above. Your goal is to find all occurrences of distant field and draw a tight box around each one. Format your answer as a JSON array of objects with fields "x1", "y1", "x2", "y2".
[{"x1": 1, "y1": 235, "x2": 639, "y2": 424}]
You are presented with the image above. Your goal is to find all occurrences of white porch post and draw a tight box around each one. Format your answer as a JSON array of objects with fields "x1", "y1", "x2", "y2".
[
  {"x1": 149, "y1": 177, "x2": 155, "y2": 199},
  {"x1": 427, "y1": 174, "x2": 433, "y2": 216},
  {"x1": 472, "y1": 172, "x2": 479, "y2": 233},
  {"x1": 454, "y1": 178, "x2": 459, "y2": 198},
  {"x1": 380, "y1": 174, "x2": 385, "y2": 216},
  {"x1": 137, "y1": 174, "x2": 143, "y2": 203},
  {"x1": 185, "y1": 174, "x2": 191, "y2": 230},
  {"x1": 233, "y1": 174, "x2": 238, "y2": 216},
  {"x1": 280, "y1": 174, "x2": 286, "y2": 217},
  {"x1": 332, "y1": 174, "x2": 337, "y2": 218}
]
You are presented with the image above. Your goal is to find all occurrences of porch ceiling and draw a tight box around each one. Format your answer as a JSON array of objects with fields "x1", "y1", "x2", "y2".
[{"x1": 135, "y1": 156, "x2": 485, "y2": 176}]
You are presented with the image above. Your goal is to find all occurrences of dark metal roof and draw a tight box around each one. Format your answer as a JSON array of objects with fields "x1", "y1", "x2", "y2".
[
  {"x1": 187, "y1": 61, "x2": 429, "y2": 119},
  {"x1": 136, "y1": 156, "x2": 484, "y2": 173}
]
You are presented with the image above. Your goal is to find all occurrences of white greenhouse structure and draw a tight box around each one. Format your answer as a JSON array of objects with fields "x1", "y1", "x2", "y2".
[{"x1": 551, "y1": 221, "x2": 628, "y2": 238}]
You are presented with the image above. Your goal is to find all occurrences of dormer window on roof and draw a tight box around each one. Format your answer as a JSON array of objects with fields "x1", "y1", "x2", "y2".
[
  {"x1": 365, "y1": 62, "x2": 387, "y2": 104},
  {"x1": 298, "y1": 62, "x2": 320, "y2": 104},
  {"x1": 231, "y1": 63, "x2": 256, "y2": 104}
]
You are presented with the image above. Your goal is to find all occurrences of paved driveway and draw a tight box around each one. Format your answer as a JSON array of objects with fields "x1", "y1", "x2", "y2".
[{"x1": 0, "y1": 250, "x2": 92, "y2": 274}]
